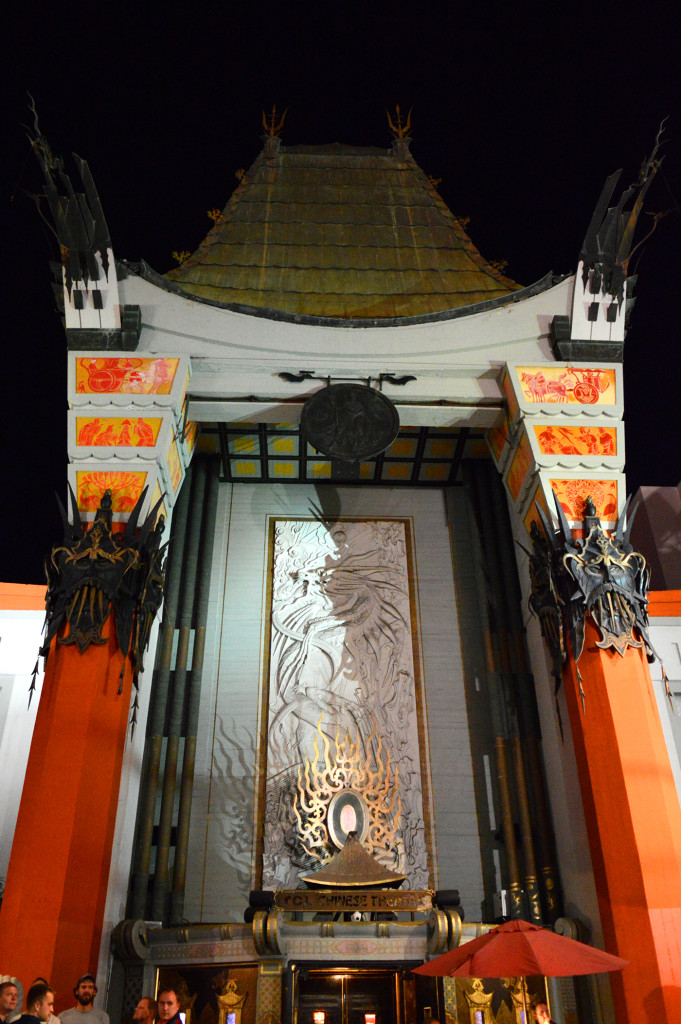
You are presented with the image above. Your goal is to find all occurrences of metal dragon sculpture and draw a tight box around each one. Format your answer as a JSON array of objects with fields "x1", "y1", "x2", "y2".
[
  {"x1": 528, "y1": 492, "x2": 669, "y2": 714},
  {"x1": 33, "y1": 487, "x2": 167, "y2": 730}
]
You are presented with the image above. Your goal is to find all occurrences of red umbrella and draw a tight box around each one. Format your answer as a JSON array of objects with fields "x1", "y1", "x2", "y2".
[{"x1": 413, "y1": 919, "x2": 629, "y2": 1020}]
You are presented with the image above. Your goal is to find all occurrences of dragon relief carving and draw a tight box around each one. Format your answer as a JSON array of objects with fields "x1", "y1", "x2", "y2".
[{"x1": 263, "y1": 518, "x2": 428, "y2": 889}]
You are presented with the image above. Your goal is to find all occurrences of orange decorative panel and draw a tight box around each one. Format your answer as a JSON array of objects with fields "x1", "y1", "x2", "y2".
[
  {"x1": 524, "y1": 488, "x2": 550, "y2": 536},
  {"x1": 76, "y1": 416, "x2": 163, "y2": 447},
  {"x1": 533, "y1": 424, "x2": 617, "y2": 456},
  {"x1": 150, "y1": 481, "x2": 167, "y2": 522},
  {"x1": 185, "y1": 420, "x2": 199, "y2": 456},
  {"x1": 165, "y1": 438, "x2": 183, "y2": 493},
  {"x1": 518, "y1": 366, "x2": 616, "y2": 405},
  {"x1": 550, "y1": 478, "x2": 618, "y2": 521},
  {"x1": 76, "y1": 470, "x2": 148, "y2": 513},
  {"x1": 75, "y1": 357, "x2": 179, "y2": 395},
  {"x1": 488, "y1": 421, "x2": 509, "y2": 463},
  {"x1": 506, "y1": 434, "x2": 533, "y2": 501},
  {"x1": 502, "y1": 372, "x2": 520, "y2": 420}
]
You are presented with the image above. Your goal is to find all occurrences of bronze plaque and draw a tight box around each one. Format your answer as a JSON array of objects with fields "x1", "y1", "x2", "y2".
[
  {"x1": 274, "y1": 889, "x2": 433, "y2": 912},
  {"x1": 301, "y1": 383, "x2": 400, "y2": 461}
]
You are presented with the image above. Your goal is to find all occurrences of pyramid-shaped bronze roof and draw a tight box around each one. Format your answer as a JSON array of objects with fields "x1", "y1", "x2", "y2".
[
  {"x1": 165, "y1": 138, "x2": 520, "y2": 319},
  {"x1": 300, "y1": 833, "x2": 407, "y2": 889}
]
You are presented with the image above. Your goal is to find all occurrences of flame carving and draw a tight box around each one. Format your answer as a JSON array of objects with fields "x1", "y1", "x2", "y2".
[{"x1": 293, "y1": 716, "x2": 401, "y2": 864}]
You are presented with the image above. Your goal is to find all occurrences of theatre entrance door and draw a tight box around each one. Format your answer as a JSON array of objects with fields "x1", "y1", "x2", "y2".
[{"x1": 291, "y1": 966, "x2": 441, "y2": 1024}]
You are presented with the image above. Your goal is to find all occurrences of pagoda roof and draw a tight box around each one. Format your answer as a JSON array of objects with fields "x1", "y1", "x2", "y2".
[
  {"x1": 299, "y1": 833, "x2": 407, "y2": 889},
  {"x1": 164, "y1": 138, "x2": 521, "y2": 319}
]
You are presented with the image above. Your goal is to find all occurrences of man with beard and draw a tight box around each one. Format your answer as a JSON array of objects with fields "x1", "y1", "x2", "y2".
[
  {"x1": 156, "y1": 991, "x2": 182, "y2": 1024},
  {"x1": 60, "y1": 978, "x2": 109, "y2": 1024},
  {"x1": 132, "y1": 999, "x2": 156, "y2": 1024},
  {"x1": 0, "y1": 983, "x2": 19, "y2": 1024},
  {"x1": 11, "y1": 984, "x2": 54, "y2": 1024}
]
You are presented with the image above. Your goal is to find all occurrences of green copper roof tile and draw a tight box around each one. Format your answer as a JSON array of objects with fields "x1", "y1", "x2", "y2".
[{"x1": 166, "y1": 139, "x2": 520, "y2": 318}]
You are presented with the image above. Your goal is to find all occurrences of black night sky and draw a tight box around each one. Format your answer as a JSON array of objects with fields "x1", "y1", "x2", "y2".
[{"x1": 2, "y1": 4, "x2": 680, "y2": 583}]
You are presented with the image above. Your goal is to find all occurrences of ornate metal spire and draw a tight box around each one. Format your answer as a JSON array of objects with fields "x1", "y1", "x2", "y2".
[
  {"x1": 386, "y1": 104, "x2": 412, "y2": 140},
  {"x1": 262, "y1": 104, "x2": 287, "y2": 138}
]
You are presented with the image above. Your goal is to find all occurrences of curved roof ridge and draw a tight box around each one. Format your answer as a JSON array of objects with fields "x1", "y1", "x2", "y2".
[{"x1": 164, "y1": 138, "x2": 523, "y2": 318}]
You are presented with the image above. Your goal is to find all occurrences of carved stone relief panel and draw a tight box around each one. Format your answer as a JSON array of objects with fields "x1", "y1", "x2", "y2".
[{"x1": 262, "y1": 518, "x2": 428, "y2": 889}]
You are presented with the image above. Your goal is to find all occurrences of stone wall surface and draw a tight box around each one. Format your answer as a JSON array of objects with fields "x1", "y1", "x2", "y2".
[{"x1": 183, "y1": 484, "x2": 486, "y2": 922}]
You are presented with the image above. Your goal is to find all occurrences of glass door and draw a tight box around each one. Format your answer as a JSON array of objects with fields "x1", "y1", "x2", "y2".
[{"x1": 295, "y1": 969, "x2": 398, "y2": 1024}]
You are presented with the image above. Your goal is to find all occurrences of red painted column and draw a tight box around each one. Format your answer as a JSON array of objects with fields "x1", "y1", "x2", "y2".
[
  {"x1": 563, "y1": 621, "x2": 681, "y2": 1023},
  {"x1": 0, "y1": 623, "x2": 132, "y2": 1010}
]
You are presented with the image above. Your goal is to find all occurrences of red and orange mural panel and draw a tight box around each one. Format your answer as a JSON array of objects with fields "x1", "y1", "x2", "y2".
[
  {"x1": 549, "y1": 478, "x2": 618, "y2": 522},
  {"x1": 150, "y1": 481, "x2": 167, "y2": 522},
  {"x1": 533, "y1": 424, "x2": 617, "y2": 456},
  {"x1": 518, "y1": 366, "x2": 616, "y2": 405},
  {"x1": 165, "y1": 438, "x2": 183, "y2": 493},
  {"x1": 488, "y1": 418, "x2": 510, "y2": 464},
  {"x1": 76, "y1": 470, "x2": 148, "y2": 513},
  {"x1": 502, "y1": 372, "x2": 520, "y2": 420},
  {"x1": 75, "y1": 357, "x2": 179, "y2": 395},
  {"x1": 523, "y1": 486, "x2": 550, "y2": 536},
  {"x1": 506, "y1": 434, "x2": 533, "y2": 502},
  {"x1": 76, "y1": 416, "x2": 163, "y2": 447},
  {"x1": 184, "y1": 420, "x2": 199, "y2": 457}
]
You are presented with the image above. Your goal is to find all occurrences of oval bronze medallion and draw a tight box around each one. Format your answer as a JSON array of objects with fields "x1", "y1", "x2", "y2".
[{"x1": 301, "y1": 383, "x2": 400, "y2": 462}]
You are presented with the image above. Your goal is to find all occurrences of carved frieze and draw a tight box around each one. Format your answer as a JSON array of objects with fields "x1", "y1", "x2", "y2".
[{"x1": 263, "y1": 519, "x2": 428, "y2": 888}]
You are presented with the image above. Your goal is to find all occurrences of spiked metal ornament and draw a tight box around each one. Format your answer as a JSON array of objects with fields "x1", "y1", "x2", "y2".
[
  {"x1": 33, "y1": 487, "x2": 167, "y2": 721},
  {"x1": 528, "y1": 492, "x2": 669, "y2": 712}
]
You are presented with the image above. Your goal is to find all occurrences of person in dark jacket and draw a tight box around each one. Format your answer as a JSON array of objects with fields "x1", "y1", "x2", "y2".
[
  {"x1": 157, "y1": 991, "x2": 182, "y2": 1024},
  {"x1": 12, "y1": 984, "x2": 54, "y2": 1024}
]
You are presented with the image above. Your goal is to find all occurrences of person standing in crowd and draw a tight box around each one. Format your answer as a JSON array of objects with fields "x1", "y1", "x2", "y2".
[
  {"x1": 12, "y1": 983, "x2": 54, "y2": 1024},
  {"x1": 60, "y1": 978, "x2": 109, "y2": 1024},
  {"x1": 156, "y1": 990, "x2": 182, "y2": 1024},
  {"x1": 132, "y1": 999, "x2": 156, "y2": 1024},
  {"x1": 0, "y1": 983, "x2": 18, "y2": 1024},
  {"x1": 30, "y1": 980, "x2": 59, "y2": 1024},
  {"x1": 533, "y1": 1003, "x2": 557, "y2": 1024}
]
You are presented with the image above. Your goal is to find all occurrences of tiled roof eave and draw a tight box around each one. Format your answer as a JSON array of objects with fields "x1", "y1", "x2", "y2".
[{"x1": 130, "y1": 260, "x2": 559, "y2": 328}]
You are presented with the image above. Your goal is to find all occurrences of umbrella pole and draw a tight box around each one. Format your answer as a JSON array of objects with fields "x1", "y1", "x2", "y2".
[{"x1": 522, "y1": 977, "x2": 528, "y2": 1024}]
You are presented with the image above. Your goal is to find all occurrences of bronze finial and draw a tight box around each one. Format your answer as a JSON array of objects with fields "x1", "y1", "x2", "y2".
[
  {"x1": 386, "y1": 104, "x2": 412, "y2": 140},
  {"x1": 262, "y1": 104, "x2": 287, "y2": 138}
]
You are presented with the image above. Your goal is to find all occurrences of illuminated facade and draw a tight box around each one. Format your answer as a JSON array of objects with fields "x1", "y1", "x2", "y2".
[{"x1": 1, "y1": 120, "x2": 680, "y2": 1024}]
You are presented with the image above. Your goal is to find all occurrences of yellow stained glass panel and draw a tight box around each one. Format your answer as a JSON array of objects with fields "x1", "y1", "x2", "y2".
[
  {"x1": 423, "y1": 464, "x2": 449, "y2": 480},
  {"x1": 234, "y1": 436, "x2": 256, "y2": 453},
  {"x1": 389, "y1": 439, "x2": 416, "y2": 457},
  {"x1": 428, "y1": 440, "x2": 454, "y2": 457}
]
